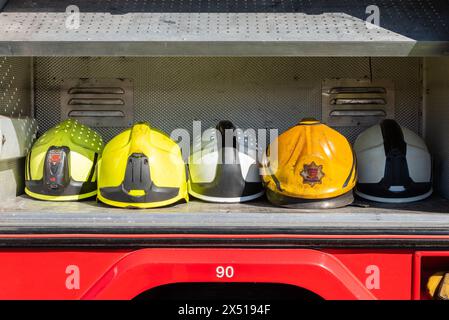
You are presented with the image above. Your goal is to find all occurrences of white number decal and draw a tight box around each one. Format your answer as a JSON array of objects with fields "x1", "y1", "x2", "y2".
[{"x1": 216, "y1": 266, "x2": 234, "y2": 279}]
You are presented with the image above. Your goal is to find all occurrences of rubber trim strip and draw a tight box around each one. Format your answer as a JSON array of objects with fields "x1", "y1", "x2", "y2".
[
  {"x1": 86, "y1": 152, "x2": 98, "y2": 183},
  {"x1": 0, "y1": 236, "x2": 448, "y2": 249},
  {"x1": 2, "y1": 226, "x2": 449, "y2": 235},
  {"x1": 342, "y1": 151, "x2": 356, "y2": 188}
]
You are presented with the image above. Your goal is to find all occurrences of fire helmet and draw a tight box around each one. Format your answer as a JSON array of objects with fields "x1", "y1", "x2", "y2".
[
  {"x1": 188, "y1": 120, "x2": 264, "y2": 203},
  {"x1": 25, "y1": 119, "x2": 103, "y2": 201},
  {"x1": 354, "y1": 119, "x2": 432, "y2": 203},
  {"x1": 97, "y1": 122, "x2": 188, "y2": 208},
  {"x1": 262, "y1": 118, "x2": 356, "y2": 208}
]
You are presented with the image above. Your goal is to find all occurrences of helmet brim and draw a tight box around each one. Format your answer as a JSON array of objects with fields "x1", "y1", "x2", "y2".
[{"x1": 266, "y1": 188, "x2": 354, "y2": 209}]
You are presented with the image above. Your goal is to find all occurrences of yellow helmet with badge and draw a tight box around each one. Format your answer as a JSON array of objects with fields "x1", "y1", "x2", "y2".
[
  {"x1": 25, "y1": 119, "x2": 103, "y2": 201},
  {"x1": 262, "y1": 118, "x2": 356, "y2": 208},
  {"x1": 97, "y1": 122, "x2": 188, "y2": 208}
]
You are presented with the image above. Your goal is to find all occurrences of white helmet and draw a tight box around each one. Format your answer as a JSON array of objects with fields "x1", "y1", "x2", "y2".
[
  {"x1": 354, "y1": 119, "x2": 432, "y2": 203},
  {"x1": 188, "y1": 120, "x2": 264, "y2": 203}
]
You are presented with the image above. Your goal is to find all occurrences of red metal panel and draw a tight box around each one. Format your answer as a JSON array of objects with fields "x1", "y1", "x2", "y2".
[
  {"x1": 81, "y1": 249, "x2": 376, "y2": 300},
  {"x1": 329, "y1": 250, "x2": 413, "y2": 300},
  {"x1": 0, "y1": 250, "x2": 129, "y2": 299},
  {"x1": 0, "y1": 247, "x2": 438, "y2": 300}
]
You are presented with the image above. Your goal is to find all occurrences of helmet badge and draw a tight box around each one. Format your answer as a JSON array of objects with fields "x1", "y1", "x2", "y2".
[{"x1": 300, "y1": 162, "x2": 325, "y2": 186}]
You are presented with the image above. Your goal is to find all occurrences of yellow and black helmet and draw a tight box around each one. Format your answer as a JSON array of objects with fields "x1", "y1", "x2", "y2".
[
  {"x1": 262, "y1": 118, "x2": 357, "y2": 208},
  {"x1": 25, "y1": 119, "x2": 103, "y2": 201},
  {"x1": 97, "y1": 122, "x2": 188, "y2": 208}
]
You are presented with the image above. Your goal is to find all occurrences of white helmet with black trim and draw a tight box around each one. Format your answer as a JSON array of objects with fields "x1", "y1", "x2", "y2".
[
  {"x1": 188, "y1": 120, "x2": 264, "y2": 203},
  {"x1": 354, "y1": 119, "x2": 432, "y2": 203}
]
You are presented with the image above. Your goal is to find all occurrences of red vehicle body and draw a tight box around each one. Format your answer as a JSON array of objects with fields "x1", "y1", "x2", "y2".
[{"x1": 1, "y1": 233, "x2": 448, "y2": 300}]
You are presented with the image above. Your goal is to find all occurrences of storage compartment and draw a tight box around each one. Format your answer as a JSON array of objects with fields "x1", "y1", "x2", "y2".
[
  {"x1": 0, "y1": 56, "x2": 448, "y2": 233},
  {"x1": 414, "y1": 252, "x2": 449, "y2": 300},
  {"x1": 0, "y1": 1, "x2": 449, "y2": 234}
]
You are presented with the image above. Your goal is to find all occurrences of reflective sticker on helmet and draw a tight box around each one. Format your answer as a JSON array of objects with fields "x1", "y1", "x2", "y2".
[
  {"x1": 300, "y1": 162, "x2": 325, "y2": 186},
  {"x1": 50, "y1": 153, "x2": 61, "y2": 164}
]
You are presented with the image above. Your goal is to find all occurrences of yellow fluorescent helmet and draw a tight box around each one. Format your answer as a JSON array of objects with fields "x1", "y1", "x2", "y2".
[
  {"x1": 25, "y1": 119, "x2": 104, "y2": 201},
  {"x1": 262, "y1": 118, "x2": 356, "y2": 209},
  {"x1": 97, "y1": 122, "x2": 188, "y2": 209}
]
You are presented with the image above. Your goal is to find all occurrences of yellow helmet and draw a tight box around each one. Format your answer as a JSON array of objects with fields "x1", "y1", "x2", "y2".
[
  {"x1": 25, "y1": 119, "x2": 103, "y2": 201},
  {"x1": 262, "y1": 118, "x2": 356, "y2": 208},
  {"x1": 427, "y1": 272, "x2": 449, "y2": 300},
  {"x1": 97, "y1": 122, "x2": 188, "y2": 208}
]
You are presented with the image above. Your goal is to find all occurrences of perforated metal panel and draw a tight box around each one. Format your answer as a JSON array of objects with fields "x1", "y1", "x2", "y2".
[
  {"x1": 1, "y1": 0, "x2": 449, "y2": 56},
  {"x1": 0, "y1": 57, "x2": 31, "y2": 117},
  {"x1": 425, "y1": 58, "x2": 449, "y2": 200},
  {"x1": 34, "y1": 57, "x2": 422, "y2": 143},
  {"x1": 0, "y1": 57, "x2": 32, "y2": 200}
]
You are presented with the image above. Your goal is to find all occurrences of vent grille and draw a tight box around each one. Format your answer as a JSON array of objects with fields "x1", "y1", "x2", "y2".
[
  {"x1": 61, "y1": 78, "x2": 133, "y2": 128},
  {"x1": 322, "y1": 79, "x2": 394, "y2": 127}
]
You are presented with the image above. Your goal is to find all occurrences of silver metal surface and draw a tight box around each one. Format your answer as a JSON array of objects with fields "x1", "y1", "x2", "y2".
[
  {"x1": 0, "y1": 116, "x2": 38, "y2": 160},
  {"x1": 0, "y1": 57, "x2": 32, "y2": 201},
  {"x1": 322, "y1": 79, "x2": 394, "y2": 127},
  {"x1": 34, "y1": 57, "x2": 422, "y2": 143},
  {"x1": 0, "y1": 0, "x2": 449, "y2": 56},
  {"x1": 60, "y1": 78, "x2": 134, "y2": 127},
  {"x1": 0, "y1": 158, "x2": 24, "y2": 202},
  {"x1": 0, "y1": 195, "x2": 448, "y2": 231},
  {"x1": 0, "y1": 57, "x2": 31, "y2": 118},
  {"x1": 425, "y1": 58, "x2": 449, "y2": 200}
]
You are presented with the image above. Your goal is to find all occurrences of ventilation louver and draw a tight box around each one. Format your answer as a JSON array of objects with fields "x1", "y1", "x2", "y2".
[
  {"x1": 61, "y1": 78, "x2": 134, "y2": 127},
  {"x1": 322, "y1": 79, "x2": 394, "y2": 127}
]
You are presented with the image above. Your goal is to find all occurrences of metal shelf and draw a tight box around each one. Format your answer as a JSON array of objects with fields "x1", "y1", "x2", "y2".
[
  {"x1": 0, "y1": 195, "x2": 449, "y2": 234},
  {"x1": 0, "y1": 0, "x2": 448, "y2": 56}
]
